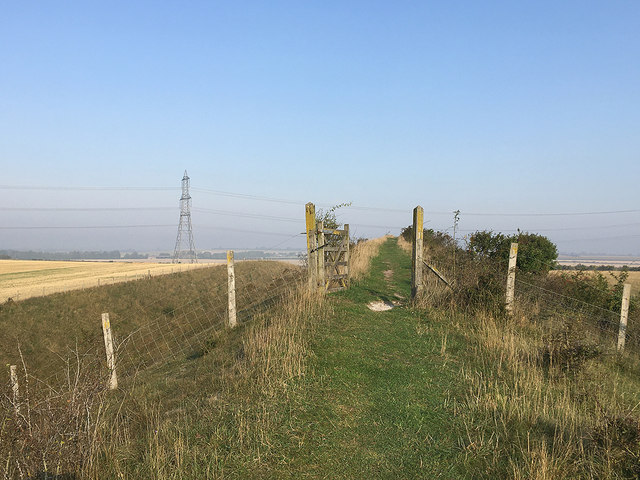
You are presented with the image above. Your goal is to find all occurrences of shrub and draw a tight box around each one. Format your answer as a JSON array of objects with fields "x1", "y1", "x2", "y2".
[{"x1": 467, "y1": 231, "x2": 558, "y2": 275}]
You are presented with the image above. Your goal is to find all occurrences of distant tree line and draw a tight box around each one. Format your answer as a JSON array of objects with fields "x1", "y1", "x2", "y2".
[
  {"x1": 0, "y1": 250, "x2": 149, "y2": 260},
  {"x1": 122, "y1": 252, "x2": 149, "y2": 259},
  {"x1": 198, "y1": 251, "x2": 295, "y2": 260},
  {"x1": 555, "y1": 264, "x2": 640, "y2": 272}
]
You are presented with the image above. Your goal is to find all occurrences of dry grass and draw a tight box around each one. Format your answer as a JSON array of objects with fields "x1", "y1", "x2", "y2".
[
  {"x1": 349, "y1": 236, "x2": 392, "y2": 281},
  {"x1": 1, "y1": 257, "x2": 332, "y2": 479},
  {"x1": 397, "y1": 235, "x2": 411, "y2": 253},
  {"x1": 0, "y1": 259, "x2": 217, "y2": 302},
  {"x1": 453, "y1": 304, "x2": 640, "y2": 478},
  {"x1": 1, "y1": 349, "x2": 111, "y2": 479},
  {"x1": 85, "y1": 272, "x2": 328, "y2": 478}
]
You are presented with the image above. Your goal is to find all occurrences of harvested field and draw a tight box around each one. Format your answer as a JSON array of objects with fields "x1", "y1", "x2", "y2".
[
  {"x1": 551, "y1": 269, "x2": 640, "y2": 294},
  {"x1": 557, "y1": 255, "x2": 640, "y2": 268},
  {"x1": 0, "y1": 259, "x2": 219, "y2": 302}
]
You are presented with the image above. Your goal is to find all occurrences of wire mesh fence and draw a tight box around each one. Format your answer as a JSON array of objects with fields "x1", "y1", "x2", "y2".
[
  {"x1": 114, "y1": 260, "x2": 304, "y2": 378},
  {"x1": 2, "y1": 259, "x2": 305, "y2": 392},
  {"x1": 418, "y1": 237, "x2": 637, "y2": 362},
  {"x1": 514, "y1": 276, "x2": 622, "y2": 356}
]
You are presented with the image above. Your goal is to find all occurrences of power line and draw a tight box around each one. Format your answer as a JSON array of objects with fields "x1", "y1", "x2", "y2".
[
  {"x1": 2, "y1": 183, "x2": 639, "y2": 217},
  {"x1": 0, "y1": 223, "x2": 304, "y2": 238},
  {"x1": 0, "y1": 185, "x2": 176, "y2": 191},
  {"x1": 192, "y1": 187, "x2": 304, "y2": 205},
  {"x1": 457, "y1": 222, "x2": 640, "y2": 233},
  {"x1": 193, "y1": 207, "x2": 300, "y2": 223},
  {"x1": 0, "y1": 224, "x2": 175, "y2": 230},
  {"x1": 458, "y1": 209, "x2": 640, "y2": 217},
  {"x1": 198, "y1": 226, "x2": 303, "y2": 237},
  {"x1": 0, "y1": 207, "x2": 175, "y2": 212}
]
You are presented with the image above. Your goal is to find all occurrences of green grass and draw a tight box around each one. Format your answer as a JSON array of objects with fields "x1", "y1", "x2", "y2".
[
  {"x1": 59, "y1": 237, "x2": 469, "y2": 478},
  {"x1": 99, "y1": 237, "x2": 469, "y2": 478},
  {"x1": 267, "y1": 237, "x2": 468, "y2": 478},
  {"x1": 7, "y1": 237, "x2": 640, "y2": 478},
  {"x1": 0, "y1": 261, "x2": 297, "y2": 379}
]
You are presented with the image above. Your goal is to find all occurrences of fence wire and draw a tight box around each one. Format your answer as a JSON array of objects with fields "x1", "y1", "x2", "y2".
[
  {"x1": 3, "y1": 260, "x2": 304, "y2": 392},
  {"x1": 514, "y1": 276, "x2": 622, "y2": 355}
]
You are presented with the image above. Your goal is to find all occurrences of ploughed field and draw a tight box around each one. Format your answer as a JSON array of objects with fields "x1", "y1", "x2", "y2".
[{"x1": 0, "y1": 259, "x2": 214, "y2": 302}]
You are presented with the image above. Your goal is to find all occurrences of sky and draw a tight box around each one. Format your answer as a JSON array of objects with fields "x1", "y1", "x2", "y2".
[{"x1": 1, "y1": 1, "x2": 639, "y2": 254}]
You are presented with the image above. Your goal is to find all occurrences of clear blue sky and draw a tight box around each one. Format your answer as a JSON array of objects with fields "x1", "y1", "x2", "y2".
[{"x1": 1, "y1": 1, "x2": 639, "y2": 254}]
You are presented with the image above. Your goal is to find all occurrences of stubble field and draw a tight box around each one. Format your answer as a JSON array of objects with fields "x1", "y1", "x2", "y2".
[
  {"x1": 0, "y1": 259, "x2": 219, "y2": 302},
  {"x1": 552, "y1": 269, "x2": 640, "y2": 294}
]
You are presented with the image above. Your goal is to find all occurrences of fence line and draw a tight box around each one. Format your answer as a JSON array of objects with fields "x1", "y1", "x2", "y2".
[
  {"x1": 4, "y1": 202, "x2": 638, "y2": 402},
  {"x1": 2, "y1": 258, "x2": 305, "y2": 393}
]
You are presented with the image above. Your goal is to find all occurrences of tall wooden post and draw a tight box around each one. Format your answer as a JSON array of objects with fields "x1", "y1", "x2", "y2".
[
  {"x1": 227, "y1": 250, "x2": 237, "y2": 328},
  {"x1": 505, "y1": 243, "x2": 518, "y2": 314},
  {"x1": 617, "y1": 283, "x2": 632, "y2": 352},
  {"x1": 317, "y1": 221, "x2": 325, "y2": 292},
  {"x1": 305, "y1": 203, "x2": 318, "y2": 293},
  {"x1": 411, "y1": 206, "x2": 424, "y2": 299},
  {"x1": 9, "y1": 365, "x2": 19, "y2": 415},
  {"x1": 101, "y1": 313, "x2": 118, "y2": 390},
  {"x1": 344, "y1": 224, "x2": 350, "y2": 285}
]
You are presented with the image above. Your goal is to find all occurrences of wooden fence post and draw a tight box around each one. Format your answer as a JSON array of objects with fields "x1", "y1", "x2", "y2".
[
  {"x1": 9, "y1": 365, "x2": 19, "y2": 415},
  {"x1": 617, "y1": 283, "x2": 632, "y2": 352},
  {"x1": 505, "y1": 243, "x2": 518, "y2": 314},
  {"x1": 344, "y1": 224, "x2": 350, "y2": 285},
  {"x1": 101, "y1": 313, "x2": 118, "y2": 390},
  {"x1": 411, "y1": 206, "x2": 424, "y2": 299},
  {"x1": 305, "y1": 203, "x2": 318, "y2": 293},
  {"x1": 227, "y1": 250, "x2": 237, "y2": 328},
  {"x1": 317, "y1": 221, "x2": 325, "y2": 292}
]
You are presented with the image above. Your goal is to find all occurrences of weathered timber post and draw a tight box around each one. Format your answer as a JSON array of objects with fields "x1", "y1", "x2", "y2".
[
  {"x1": 9, "y1": 365, "x2": 19, "y2": 415},
  {"x1": 411, "y1": 206, "x2": 424, "y2": 299},
  {"x1": 101, "y1": 313, "x2": 118, "y2": 390},
  {"x1": 305, "y1": 203, "x2": 318, "y2": 293},
  {"x1": 505, "y1": 243, "x2": 519, "y2": 315},
  {"x1": 227, "y1": 250, "x2": 237, "y2": 328},
  {"x1": 317, "y1": 221, "x2": 325, "y2": 292},
  {"x1": 617, "y1": 283, "x2": 632, "y2": 352},
  {"x1": 344, "y1": 224, "x2": 350, "y2": 286}
]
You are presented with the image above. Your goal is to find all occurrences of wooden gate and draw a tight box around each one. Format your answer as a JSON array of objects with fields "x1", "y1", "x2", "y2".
[
  {"x1": 305, "y1": 203, "x2": 350, "y2": 293},
  {"x1": 318, "y1": 224, "x2": 350, "y2": 292}
]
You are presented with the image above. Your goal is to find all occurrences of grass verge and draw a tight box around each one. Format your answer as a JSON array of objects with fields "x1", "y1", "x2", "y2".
[{"x1": 6, "y1": 235, "x2": 640, "y2": 478}]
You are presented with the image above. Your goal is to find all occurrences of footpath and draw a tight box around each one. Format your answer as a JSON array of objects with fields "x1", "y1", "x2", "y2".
[{"x1": 273, "y1": 237, "x2": 468, "y2": 478}]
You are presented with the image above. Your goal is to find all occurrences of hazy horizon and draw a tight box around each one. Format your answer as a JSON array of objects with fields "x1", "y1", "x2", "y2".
[{"x1": 2, "y1": 2, "x2": 638, "y2": 255}]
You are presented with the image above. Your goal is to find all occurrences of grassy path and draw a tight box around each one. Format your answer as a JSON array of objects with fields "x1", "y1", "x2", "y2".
[{"x1": 271, "y1": 237, "x2": 467, "y2": 478}]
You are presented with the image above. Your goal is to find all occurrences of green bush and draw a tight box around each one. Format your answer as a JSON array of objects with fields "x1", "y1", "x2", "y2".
[
  {"x1": 467, "y1": 230, "x2": 558, "y2": 275},
  {"x1": 400, "y1": 226, "x2": 455, "y2": 250}
]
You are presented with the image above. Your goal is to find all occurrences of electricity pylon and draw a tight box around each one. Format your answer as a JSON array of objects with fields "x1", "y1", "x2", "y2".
[{"x1": 172, "y1": 170, "x2": 197, "y2": 263}]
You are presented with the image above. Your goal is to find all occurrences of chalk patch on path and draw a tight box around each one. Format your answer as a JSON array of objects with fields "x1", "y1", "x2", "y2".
[{"x1": 367, "y1": 300, "x2": 395, "y2": 312}]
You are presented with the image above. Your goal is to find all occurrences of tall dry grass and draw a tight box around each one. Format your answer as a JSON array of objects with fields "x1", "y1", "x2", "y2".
[
  {"x1": 1, "y1": 350, "x2": 111, "y2": 479},
  {"x1": 82, "y1": 237, "x2": 396, "y2": 477},
  {"x1": 85, "y1": 285, "x2": 329, "y2": 479},
  {"x1": 404, "y1": 228, "x2": 640, "y2": 477},
  {"x1": 396, "y1": 235, "x2": 411, "y2": 254},
  {"x1": 445, "y1": 299, "x2": 640, "y2": 478},
  {"x1": 349, "y1": 236, "x2": 391, "y2": 281},
  {"x1": 2, "y1": 234, "x2": 394, "y2": 479},
  {"x1": 0, "y1": 253, "x2": 347, "y2": 478}
]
